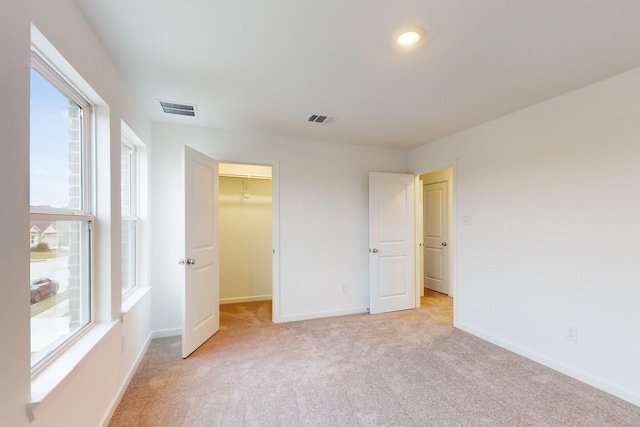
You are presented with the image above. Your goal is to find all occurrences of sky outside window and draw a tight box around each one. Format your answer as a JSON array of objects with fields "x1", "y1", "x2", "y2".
[{"x1": 30, "y1": 68, "x2": 80, "y2": 209}]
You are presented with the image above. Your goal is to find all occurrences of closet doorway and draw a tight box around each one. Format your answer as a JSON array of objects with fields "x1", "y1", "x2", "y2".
[
  {"x1": 218, "y1": 163, "x2": 273, "y2": 305},
  {"x1": 419, "y1": 167, "x2": 453, "y2": 297}
]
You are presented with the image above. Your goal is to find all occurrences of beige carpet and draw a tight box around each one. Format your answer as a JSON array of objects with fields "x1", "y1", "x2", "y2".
[{"x1": 109, "y1": 291, "x2": 640, "y2": 426}]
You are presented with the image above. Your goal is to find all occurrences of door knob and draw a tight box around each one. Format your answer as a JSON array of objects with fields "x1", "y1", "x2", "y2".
[
  {"x1": 186, "y1": 258, "x2": 196, "y2": 265},
  {"x1": 371, "y1": 248, "x2": 379, "y2": 253},
  {"x1": 441, "y1": 242, "x2": 447, "y2": 247}
]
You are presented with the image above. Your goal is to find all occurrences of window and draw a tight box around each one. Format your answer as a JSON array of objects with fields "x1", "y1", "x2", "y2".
[
  {"x1": 121, "y1": 136, "x2": 137, "y2": 294},
  {"x1": 29, "y1": 56, "x2": 93, "y2": 370}
]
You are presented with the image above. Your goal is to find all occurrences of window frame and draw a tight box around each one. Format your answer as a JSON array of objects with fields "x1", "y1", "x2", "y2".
[
  {"x1": 29, "y1": 50, "x2": 96, "y2": 374},
  {"x1": 121, "y1": 133, "x2": 139, "y2": 296}
]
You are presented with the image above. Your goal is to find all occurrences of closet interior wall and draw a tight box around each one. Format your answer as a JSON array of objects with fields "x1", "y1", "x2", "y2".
[{"x1": 219, "y1": 175, "x2": 272, "y2": 304}]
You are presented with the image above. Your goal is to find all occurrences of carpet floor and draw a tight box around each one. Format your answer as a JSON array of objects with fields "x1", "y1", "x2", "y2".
[{"x1": 109, "y1": 291, "x2": 640, "y2": 426}]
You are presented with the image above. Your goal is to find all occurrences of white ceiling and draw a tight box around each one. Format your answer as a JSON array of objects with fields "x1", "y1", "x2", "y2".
[{"x1": 75, "y1": 0, "x2": 640, "y2": 149}]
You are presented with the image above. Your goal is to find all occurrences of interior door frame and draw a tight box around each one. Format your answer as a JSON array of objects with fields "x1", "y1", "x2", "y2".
[
  {"x1": 413, "y1": 160, "x2": 457, "y2": 325},
  {"x1": 210, "y1": 155, "x2": 282, "y2": 323}
]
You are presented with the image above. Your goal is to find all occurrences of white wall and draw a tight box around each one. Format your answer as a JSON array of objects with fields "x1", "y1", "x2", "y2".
[
  {"x1": 150, "y1": 123, "x2": 407, "y2": 330},
  {"x1": 219, "y1": 176, "x2": 273, "y2": 303},
  {"x1": 408, "y1": 67, "x2": 640, "y2": 405},
  {"x1": 0, "y1": 1, "x2": 153, "y2": 426}
]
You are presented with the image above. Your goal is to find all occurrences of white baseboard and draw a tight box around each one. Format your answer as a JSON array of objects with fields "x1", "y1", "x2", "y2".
[
  {"x1": 456, "y1": 322, "x2": 640, "y2": 407},
  {"x1": 100, "y1": 332, "x2": 153, "y2": 427},
  {"x1": 220, "y1": 295, "x2": 272, "y2": 304},
  {"x1": 275, "y1": 306, "x2": 368, "y2": 323}
]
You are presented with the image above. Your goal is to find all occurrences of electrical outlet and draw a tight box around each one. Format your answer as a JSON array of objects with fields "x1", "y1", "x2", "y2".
[
  {"x1": 565, "y1": 326, "x2": 578, "y2": 342},
  {"x1": 341, "y1": 285, "x2": 348, "y2": 294},
  {"x1": 462, "y1": 215, "x2": 472, "y2": 225}
]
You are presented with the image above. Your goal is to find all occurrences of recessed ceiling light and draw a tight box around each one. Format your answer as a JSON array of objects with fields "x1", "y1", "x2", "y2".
[{"x1": 396, "y1": 26, "x2": 425, "y2": 47}]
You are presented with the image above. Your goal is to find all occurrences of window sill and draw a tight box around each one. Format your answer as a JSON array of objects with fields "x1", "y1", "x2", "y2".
[
  {"x1": 121, "y1": 285, "x2": 151, "y2": 316},
  {"x1": 27, "y1": 320, "x2": 118, "y2": 420}
]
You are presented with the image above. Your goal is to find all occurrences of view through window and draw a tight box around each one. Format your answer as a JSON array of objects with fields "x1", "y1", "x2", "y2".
[{"x1": 30, "y1": 64, "x2": 93, "y2": 369}]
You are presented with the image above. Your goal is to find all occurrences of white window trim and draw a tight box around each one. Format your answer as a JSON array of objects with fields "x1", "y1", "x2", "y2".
[
  {"x1": 121, "y1": 135, "x2": 138, "y2": 297},
  {"x1": 30, "y1": 52, "x2": 97, "y2": 376},
  {"x1": 28, "y1": 25, "x2": 113, "y2": 417},
  {"x1": 121, "y1": 121, "x2": 148, "y2": 303},
  {"x1": 28, "y1": 321, "x2": 119, "y2": 420}
]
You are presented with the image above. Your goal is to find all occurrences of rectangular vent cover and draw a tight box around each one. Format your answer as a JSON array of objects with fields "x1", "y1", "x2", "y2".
[
  {"x1": 159, "y1": 101, "x2": 197, "y2": 117},
  {"x1": 308, "y1": 114, "x2": 335, "y2": 124}
]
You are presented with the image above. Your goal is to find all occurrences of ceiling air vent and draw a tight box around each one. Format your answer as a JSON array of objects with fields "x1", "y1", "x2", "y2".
[
  {"x1": 159, "y1": 101, "x2": 197, "y2": 117},
  {"x1": 308, "y1": 114, "x2": 335, "y2": 125}
]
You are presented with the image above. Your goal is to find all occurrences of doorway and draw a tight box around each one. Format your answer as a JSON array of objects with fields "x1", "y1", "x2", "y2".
[
  {"x1": 418, "y1": 167, "x2": 454, "y2": 318},
  {"x1": 423, "y1": 178, "x2": 449, "y2": 294},
  {"x1": 218, "y1": 163, "x2": 273, "y2": 305}
]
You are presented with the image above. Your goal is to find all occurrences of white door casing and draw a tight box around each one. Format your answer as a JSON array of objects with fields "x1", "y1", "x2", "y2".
[
  {"x1": 182, "y1": 146, "x2": 220, "y2": 358},
  {"x1": 423, "y1": 181, "x2": 449, "y2": 294},
  {"x1": 415, "y1": 176, "x2": 424, "y2": 300},
  {"x1": 369, "y1": 172, "x2": 416, "y2": 314}
]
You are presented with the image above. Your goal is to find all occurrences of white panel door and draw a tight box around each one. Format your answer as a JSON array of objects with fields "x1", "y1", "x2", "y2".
[
  {"x1": 182, "y1": 146, "x2": 219, "y2": 358},
  {"x1": 369, "y1": 172, "x2": 415, "y2": 314},
  {"x1": 423, "y1": 181, "x2": 449, "y2": 294}
]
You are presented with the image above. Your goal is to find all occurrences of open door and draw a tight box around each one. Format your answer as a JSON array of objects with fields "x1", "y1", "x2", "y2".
[
  {"x1": 182, "y1": 146, "x2": 219, "y2": 358},
  {"x1": 369, "y1": 172, "x2": 416, "y2": 314}
]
